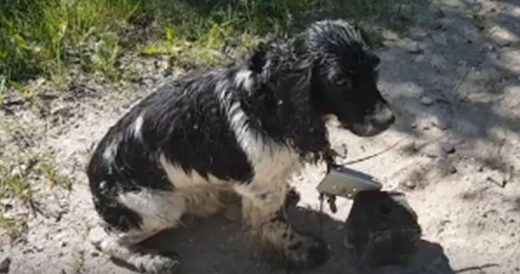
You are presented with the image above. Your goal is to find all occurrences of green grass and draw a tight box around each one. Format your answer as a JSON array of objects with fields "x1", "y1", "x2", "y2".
[
  {"x1": 0, "y1": 0, "x2": 422, "y2": 93},
  {"x1": 0, "y1": 212, "x2": 19, "y2": 236},
  {"x1": 0, "y1": 164, "x2": 32, "y2": 203},
  {"x1": 38, "y1": 161, "x2": 73, "y2": 190},
  {"x1": 0, "y1": 156, "x2": 72, "y2": 205}
]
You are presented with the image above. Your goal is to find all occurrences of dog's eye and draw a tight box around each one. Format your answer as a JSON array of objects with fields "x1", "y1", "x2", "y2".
[
  {"x1": 334, "y1": 79, "x2": 347, "y2": 86},
  {"x1": 332, "y1": 76, "x2": 348, "y2": 87}
]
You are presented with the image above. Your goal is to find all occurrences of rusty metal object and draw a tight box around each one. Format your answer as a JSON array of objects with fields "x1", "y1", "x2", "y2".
[{"x1": 345, "y1": 191, "x2": 422, "y2": 267}]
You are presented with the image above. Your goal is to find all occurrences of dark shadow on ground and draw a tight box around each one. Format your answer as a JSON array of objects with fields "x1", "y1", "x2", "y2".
[
  {"x1": 370, "y1": 240, "x2": 455, "y2": 274},
  {"x1": 102, "y1": 204, "x2": 458, "y2": 274},
  {"x1": 140, "y1": 206, "x2": 362, "y2": 274},
  {"x1": 371, "y1": 0, "x2": 520, "y2": 189}
]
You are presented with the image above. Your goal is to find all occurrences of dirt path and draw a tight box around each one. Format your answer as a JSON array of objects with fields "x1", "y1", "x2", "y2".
[{"x1": 1, "y1": 0, "x2": 519, "y2": 273}]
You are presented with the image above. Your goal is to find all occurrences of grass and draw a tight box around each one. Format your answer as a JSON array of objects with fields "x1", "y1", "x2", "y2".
[
  {"x1": 0, "y1": 212, "x2": 20, "y2": 242},
  {"x1": 0, "y1": 163, "x2": 32, "y2": 203},
  {"x1": 0, "y1": 156, "x2": 72, "y2": 241},
  {"x1": 38, "y1": 161, "x2": 73, "y2": 190},
  {"x1": 0, "y1": 0, "x2": 423, "y2": 96},
  {"x1": 0, "y1": 156, "x2": 72, "y2": 203},
  {"x1": 0, "y1": 168, "x2": 32, "y2": 242},
  {"x1": 0, "y1": 213, "x2": 18, "y2": 231}
]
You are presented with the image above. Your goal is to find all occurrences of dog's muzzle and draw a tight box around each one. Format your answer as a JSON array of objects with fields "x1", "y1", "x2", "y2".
[
  {"x1": 370, "y1": 103, "x2": 395, "y2": 130},
  {"x1": 348, "y1": 103, "x2": 395, "y2": 137}
]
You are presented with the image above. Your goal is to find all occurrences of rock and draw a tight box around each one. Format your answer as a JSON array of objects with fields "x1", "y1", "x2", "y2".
[
  {"x1": 382, "y1": 33, "x2": 423, "y2": 54},
  {"x1": 398, "y1": 38, "x2": 423, "y2": 54},
  {"x1": 442, "y1": 143, "x2": 456, "y2": 154},
  {"x1": 382, "y1": 30, "x2": 399, "y2": 41},
  {"x1": 405, "y1": 42, "x2": 422, "y2": 54},
  {"x1": 420, "y1": 96, "x2": 434, "y2": 106},
  {"x1": 0, "y1": 257, "x2": 11, "y2": 274},
  {"x1": 448, "y1": 165, "x2": 458, "y2": 174},
  {"x1": 345, "y1": 191, "x2": 422, "y2": 267},
  {"x1": 402, "y1": 181, "x2": 417, "y2": 190},
  {"x1": 431, "y1": 120, "x2": 450, "y2": 130},
  {"x1": 487, "y1": 25, "x2": 518, "y2": 47},
  {"x1": 50, "y1": 106, "x2": 71, "y2": 116}
]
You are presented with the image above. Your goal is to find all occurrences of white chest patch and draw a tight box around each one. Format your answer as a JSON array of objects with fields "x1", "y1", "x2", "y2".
[
  {"x1": 226, "y1": 104, "x2": 301, "y2": 184},
  {"x1": 217, "y1": 75, "x2": 302, "y2": 186}
]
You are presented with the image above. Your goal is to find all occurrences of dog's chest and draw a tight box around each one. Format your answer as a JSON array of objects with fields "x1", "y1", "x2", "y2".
[{"x1": 247, "y1": 141, "x2": 301, "y2": 184}]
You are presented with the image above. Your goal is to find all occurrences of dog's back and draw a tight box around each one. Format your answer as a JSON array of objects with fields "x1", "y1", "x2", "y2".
[{"x1": 87, "y1": 69, "x2": 261, "y2": 230}]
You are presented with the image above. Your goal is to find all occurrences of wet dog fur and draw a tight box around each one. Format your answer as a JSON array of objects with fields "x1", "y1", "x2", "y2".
[{"x1": 87, "y1": 19, "x2": 395, "y2": 273}]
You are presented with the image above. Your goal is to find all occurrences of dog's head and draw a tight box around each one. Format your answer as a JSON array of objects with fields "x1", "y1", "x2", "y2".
[{"x1": 304, "y1": 20, "x2": 394, "y2": 137}]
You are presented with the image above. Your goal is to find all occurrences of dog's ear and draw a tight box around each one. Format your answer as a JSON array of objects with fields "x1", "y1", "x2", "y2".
[{"x1": 247, "y1": 42, "x2": 268, "y2": 73}]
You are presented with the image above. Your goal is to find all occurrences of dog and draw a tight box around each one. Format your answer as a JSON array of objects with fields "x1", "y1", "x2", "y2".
[{"x1": 86, "y1": 19, "x2": 394, "y2": 273}]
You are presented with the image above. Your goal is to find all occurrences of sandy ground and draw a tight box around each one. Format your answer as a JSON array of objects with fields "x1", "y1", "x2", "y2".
[{"x1": 1, "y1": 0, "x2": 519, "y2": 273}]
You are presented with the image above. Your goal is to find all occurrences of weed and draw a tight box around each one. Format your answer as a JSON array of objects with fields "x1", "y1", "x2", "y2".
[
  {"x1": 0, "y1": 212, "x2": 27, "y2": 244},
  {"x1": 3, "y1": 174, "x2": 32, "y2": 203},
  {"x1": 38, "y1": 161, "x2": 73, "y2": 190},
  {"x1": 0, "y1": 213, "x2": 19, "y2": 243},
  {"x1": 0, "y1": 161, "x2": 32, "y2": 203},
  {"x1": 0, "y1": 213, "x2": 17, "y2": 231}
]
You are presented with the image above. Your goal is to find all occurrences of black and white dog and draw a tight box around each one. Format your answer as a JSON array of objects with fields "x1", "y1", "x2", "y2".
[{"x1": 87, "y1": 19, "x2": 394, "y2": 273}]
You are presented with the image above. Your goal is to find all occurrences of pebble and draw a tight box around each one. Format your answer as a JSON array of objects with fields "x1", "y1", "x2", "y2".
[
  {"x1": 382, "y1": 30, "x2": 399, "y2": 41},
  {"x1": 448, "y1": 165, "x2": 458, "y2": 174},
  {"x1": 488, "y1": 25, "x2": 517, "y2": 47},
  {"x1": 420, "y1": 96, "x2": 435, "y2": 106},
  {"x1": 431, "y1": 120, "x2": 450, "y2": 130},
  {"x1": 399, "y1": 38, "x2": 423, "y2": 54},
  {"x1": 50, "y1": 106, "x2": 70, "y2": 116},
  {"x1": 0, "y1": 257, "x2": 11, "y2": 274},
  {"x1": 414, "y1": 55, "x2": 425, "y2": 63},
  {"x1": 406, "y1": 43, "x2": 422, "y2": 54},
  {"x1": 442, "y1": 143, "x2": 456, "y2": 154},
  {"x1": 403, "y1": 181, "x2": 417, "y2": 190},
  {"x1": 426, "y1": 153, "x2": 438, "y2": 159}
]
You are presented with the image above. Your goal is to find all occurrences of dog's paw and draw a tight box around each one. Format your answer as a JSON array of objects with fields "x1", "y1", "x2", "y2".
[
  {"x1": 285, "y1": 236, "x2": 330, "y2": 272},
  {"x1": 136, "y1": 252, "x2": 181, "y2": 274}
]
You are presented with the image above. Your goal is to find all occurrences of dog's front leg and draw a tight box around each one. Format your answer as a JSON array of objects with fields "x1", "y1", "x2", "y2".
[{"x1": 237, "y1": 182, "x2": 329, "y2": 271}]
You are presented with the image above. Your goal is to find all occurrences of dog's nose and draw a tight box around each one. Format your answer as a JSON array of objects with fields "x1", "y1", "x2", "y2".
[{"x1": 371, "y1": 105, "x2": 395, "y2": 128}]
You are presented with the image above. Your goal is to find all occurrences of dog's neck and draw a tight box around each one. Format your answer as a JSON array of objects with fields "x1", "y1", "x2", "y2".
[{"x1": 234, "y1": 41, "x2": 331, "y2": 163}]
